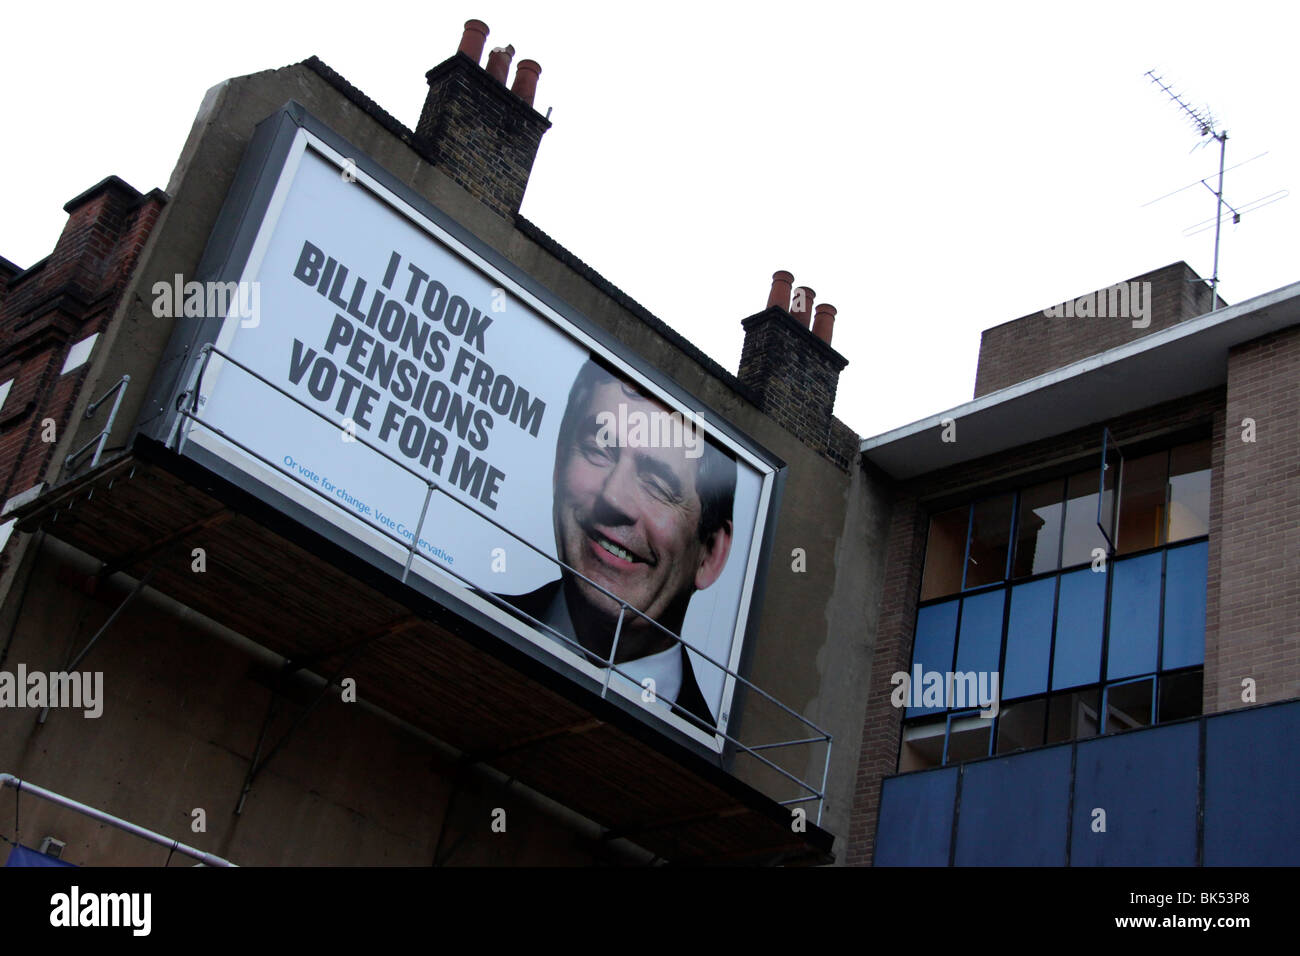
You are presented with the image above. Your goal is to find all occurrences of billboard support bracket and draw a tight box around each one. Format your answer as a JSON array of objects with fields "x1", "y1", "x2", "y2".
[{"x1": 233, "y1": 640, "x2": 370, "y2": 815}]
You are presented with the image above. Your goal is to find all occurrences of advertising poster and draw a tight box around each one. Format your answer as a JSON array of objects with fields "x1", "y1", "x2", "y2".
[{"x1": 182, "y1": 129, "x2": 774, "y2": 749}]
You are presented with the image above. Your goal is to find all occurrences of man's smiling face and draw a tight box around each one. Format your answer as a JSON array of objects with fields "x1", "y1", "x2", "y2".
[{"x1": 553, "y1": 380, "x2": 727, "y2": 646}]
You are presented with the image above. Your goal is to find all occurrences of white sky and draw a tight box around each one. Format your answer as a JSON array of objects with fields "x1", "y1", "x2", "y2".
[{"x1": 3, "y1": 1, "x2": 1297, "y2": 439}]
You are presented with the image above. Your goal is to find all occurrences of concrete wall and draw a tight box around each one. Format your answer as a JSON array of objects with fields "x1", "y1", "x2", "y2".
[{"x1": 0, "y1": 538, "x2": 620, "y2": 865}]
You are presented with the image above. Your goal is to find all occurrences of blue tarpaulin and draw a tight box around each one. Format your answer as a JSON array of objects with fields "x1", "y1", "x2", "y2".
[{"x1": 4, "y1": 843, "x2": 77, "y2": 867}]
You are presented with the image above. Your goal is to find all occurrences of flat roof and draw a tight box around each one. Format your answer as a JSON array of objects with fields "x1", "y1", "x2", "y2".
[{"x1": 860, "y1": 280, "x2": 1300, "y2": 480}]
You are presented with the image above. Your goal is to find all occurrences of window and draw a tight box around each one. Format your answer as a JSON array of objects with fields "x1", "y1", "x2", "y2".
[
  {"x1": 60, "y1": 334, "x2": 99, "y2": 375},
  {"x1": 965, "y1": 494, "x2": 1013, "y2": 589},
  {"x1": 1168, "y1": 441, "x2": 1211, "y2": 541},
  {"x1": 1116, "y1": 451, "x2": 1167, "y2": 553},
  {"x1": 1061, "y1": 469, "x2": 1107, "y2": 568},
  {"x1": 920, "y1": 505, "x2": 967, "y2": 601},
  {"x1": 1002, "y1": 578, "x2": 1054, "y2": 699},
  {"x1": 902, "y1": 436, "x2": 1210, "y2": 771},
  {"x1": 1012, "y1": 479, "x2": 1064, "y2": 577},
  {"x1": 1106, "y1": 552, "x2": 1162, "y2": 680},
  {"x1": 0, "y1": 378, "x2": 11, "y2": 413}
]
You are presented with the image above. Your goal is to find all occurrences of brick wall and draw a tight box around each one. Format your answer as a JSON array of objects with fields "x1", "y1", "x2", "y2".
[
  {"x1": 737, "y1": 306, "x2": 854, "y2": 467},
  {"x1": 415, "y1": 53, "x2": 550, "y2": 220},
  {"x1": 1210, "y1": 326, "x2": 1300, "y2": 710},
  {"x1": 845, "y1": 489, "x2": 925, "y2": 865},
  {"x1": 973, "y1": 262, "x2": 1222, "y2": 398},
  {"x1": 0, "y1": 177, "x2": 165, "y2": 520},
  {"x1": 846, "y1": 388, "x2": 1224, "y2": 864}
]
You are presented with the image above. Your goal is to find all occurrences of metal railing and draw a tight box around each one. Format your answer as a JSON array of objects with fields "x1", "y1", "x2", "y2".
[
  {"x1": 175, "y1": 344, "x2": 833, "y2": 823},
  {"x1": 65, "y1": 375, "x2": 130, "y2": 475},
  {"x1": 1, "y1": 773, "x2": 237, "y2": 867}
]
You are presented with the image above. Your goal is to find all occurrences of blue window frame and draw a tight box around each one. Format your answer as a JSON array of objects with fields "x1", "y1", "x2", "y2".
[
  {"x1": 903, "y1": 436, "x2": 1211, "y2": 770},
  {"x1": 1163, "y1": 541, "x2": 1208, "y2": 670},
  {"x1": 955, "y1": 590, "x2": 1004, "y2": 677},
  {"x1": 1052, "y1": 569, "x2": 1106, "y2": 690},
  {"x1": 1107, "y1": 552, "x2": 1162, "y2": 680},
  {"x1": 1002, "y1": 578, "x2": 1055, "y2": 699}
]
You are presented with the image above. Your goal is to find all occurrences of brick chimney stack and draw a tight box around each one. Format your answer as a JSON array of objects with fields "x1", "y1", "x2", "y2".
[
  {"x1": 0, "y1": 176, "x2": 165, "y2": 506},
  {"x1": 415, "y1": 19, "x2": 550, "y2": 220},
  {"x1": 738, "y1": 270, "x2": 849, "y2": 459}
]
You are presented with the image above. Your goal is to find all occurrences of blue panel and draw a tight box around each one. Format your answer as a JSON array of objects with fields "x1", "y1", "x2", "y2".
[
  {"x1": 1003, "y1": 578, "x2": 1055, "y2": 699},
  {"x1": 1070, "y1": 721, "x2": 1198, "y2": 866},
  {"x1": 1052, "y1": 569, "x2": 1105, "y2": 689},
  {"x1": 874, "y1": 768, "x2": 959, "y2": 866},
  {"x1": 1205, "y1": 701, "x2": 1300, "y2": 865},
  {"x1": 1163, "y1": 541, "x2": 1208, "y2": 670},
  {"x1": 953, "y1": 745, "x2": 1072, "y2": 865},
  {"x1": 1107, "y1": 552, "x2": 1162, "y2": 680},
  {"x1": 909, "y1": 600, "x2": 959, "y2": 716},
  {"x1": 955, "y1": 590, "x2": 1004, "y2": 676},
  {"x1": 4, "y1": 844, "x2": 77, "y2": 867}
]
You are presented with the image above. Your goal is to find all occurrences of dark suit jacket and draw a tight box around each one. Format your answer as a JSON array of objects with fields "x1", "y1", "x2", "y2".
[{"x1": 499, "y1": 580, "x2": 715, "y2": 729}]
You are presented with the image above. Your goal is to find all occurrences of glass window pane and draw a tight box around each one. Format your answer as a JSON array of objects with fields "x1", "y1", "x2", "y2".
[
  {"x1": 944, "y1": 713, "x2": 993, "y2": 764},
  {"x1": 899, "y1": 719, "x2": 946, "y2": 772},
  {"x1": 965, "y1": 494, "x2": 1014, "y2": 589},
  {"x1": 921, "y1": 505, "x2": 969, "y2": 601},
  {"x1": 1163, "y1": 541, "x2": 1208, "y2": 670},
  {"x1": 955, "y1": 590, "x2": 1005, "y2": 679},
  {"x1": 1052, "y1": 568, "x2": 1106, "y2": 689},
  {"x1": 1061, "y1": 469, "x2": 1109, "y2": 568},
  {"x1": 1107, "y1": 552, "x2": 1162, "y2": 680},
  {"x1": 1100, "y1": 432, "x2": 1120, "y2": 546},
  {"x1": 996, "y1": 699, "x2": 1047, "y2": 754},
  {"x1": 1116, "y1": 451, "x2": 1169, "y2": 554},
  {"x1": 1158, "y1": 669, "x2": 1203, "y2": 723},
  {"x1": 1103, "y1": 678, "x2": 1154, "y2": 733},
  {"x1": 1012, "y1": 479, "x2": 1065, "y2": 577},
  {"x1": 909, "y1": 600, "x2": 959, "y2": 716},
  {"x1": 1046, "y1": 689, "x2": 1100, "y2": 743},
  {"x1": 1003, "y1": 578, "x2": 1056, "y2": 699},
  {"x1": 1168, "y1": 440, "x2": 1211, "y2": 542}
]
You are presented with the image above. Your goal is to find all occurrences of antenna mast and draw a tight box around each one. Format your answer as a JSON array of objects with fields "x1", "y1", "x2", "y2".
[{"x1": 1145, "y1": 70, "x2": 1229, "y2": 310}]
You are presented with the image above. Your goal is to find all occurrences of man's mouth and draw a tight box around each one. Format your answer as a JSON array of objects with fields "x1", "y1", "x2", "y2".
[{"x1": 587, "y1": 528, "x2": 652, "y2": 566}]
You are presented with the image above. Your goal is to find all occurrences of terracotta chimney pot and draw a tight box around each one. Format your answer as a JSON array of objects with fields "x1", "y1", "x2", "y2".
[
  {"x1": 767, "y1": 270, "x2": 794, "y2": 311},
  {"x1": 511, "y1": 59, "x2": 542, "y2": 106},
  {"x1": 791, "y1": 286, "x2": 815, "y2": 327},
  {"x1": 458, "y1": 20, "x2": 490, "y2": 63},
  {"x1": 486, "y1": 44, "x2": 515, "y2": 83},
  {"x1": 812, "y1": 303, "x2": 838, "y2": 344}
]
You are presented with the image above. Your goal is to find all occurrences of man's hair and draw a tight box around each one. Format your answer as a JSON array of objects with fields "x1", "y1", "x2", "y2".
[{"x1": 556, "y1": 356, "x2": 736, "y2": 543}]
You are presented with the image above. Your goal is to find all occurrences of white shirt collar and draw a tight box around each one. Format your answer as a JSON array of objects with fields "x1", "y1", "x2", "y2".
[{"x1": 546, "y1": 584, "x2": 683, "y2": 706}]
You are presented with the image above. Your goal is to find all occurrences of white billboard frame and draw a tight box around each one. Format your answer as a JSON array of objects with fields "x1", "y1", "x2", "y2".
[{"x1": 149, "y1": 104, "x2": 788, "y2": 757}]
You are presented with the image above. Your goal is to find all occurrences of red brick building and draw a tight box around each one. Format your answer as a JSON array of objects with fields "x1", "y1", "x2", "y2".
[{"x1": 0, "y1": 178, "x2": 165, "y2": 538}]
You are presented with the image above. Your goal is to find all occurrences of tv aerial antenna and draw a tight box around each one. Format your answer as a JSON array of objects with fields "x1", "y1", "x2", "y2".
[{"x1": 1144, "y1": 70, "x2": 1288, "y2": 310}]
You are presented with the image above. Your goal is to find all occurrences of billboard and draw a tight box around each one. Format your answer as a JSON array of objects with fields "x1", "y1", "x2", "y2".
[{"x1": 162, "y1": 106, "x2": 778, "y2": 752}]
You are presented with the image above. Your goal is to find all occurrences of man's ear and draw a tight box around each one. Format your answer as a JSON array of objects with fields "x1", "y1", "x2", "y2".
[{"x1": 694, "y1": 520, "x2": 733, "y2": 590}]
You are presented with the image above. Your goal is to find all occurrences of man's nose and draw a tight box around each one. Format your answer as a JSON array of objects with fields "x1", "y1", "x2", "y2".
[{"x1": 595, "y1": 453, "x2": 638, "y2": 521}]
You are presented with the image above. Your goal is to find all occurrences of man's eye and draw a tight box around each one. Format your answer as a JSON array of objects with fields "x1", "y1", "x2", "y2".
[
  {"x1": 580, "y1": 438, "x2": 613, "y2": 463},
  {"x1": 643, "y1": 476, "x2": 677, "y2": 502}
]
